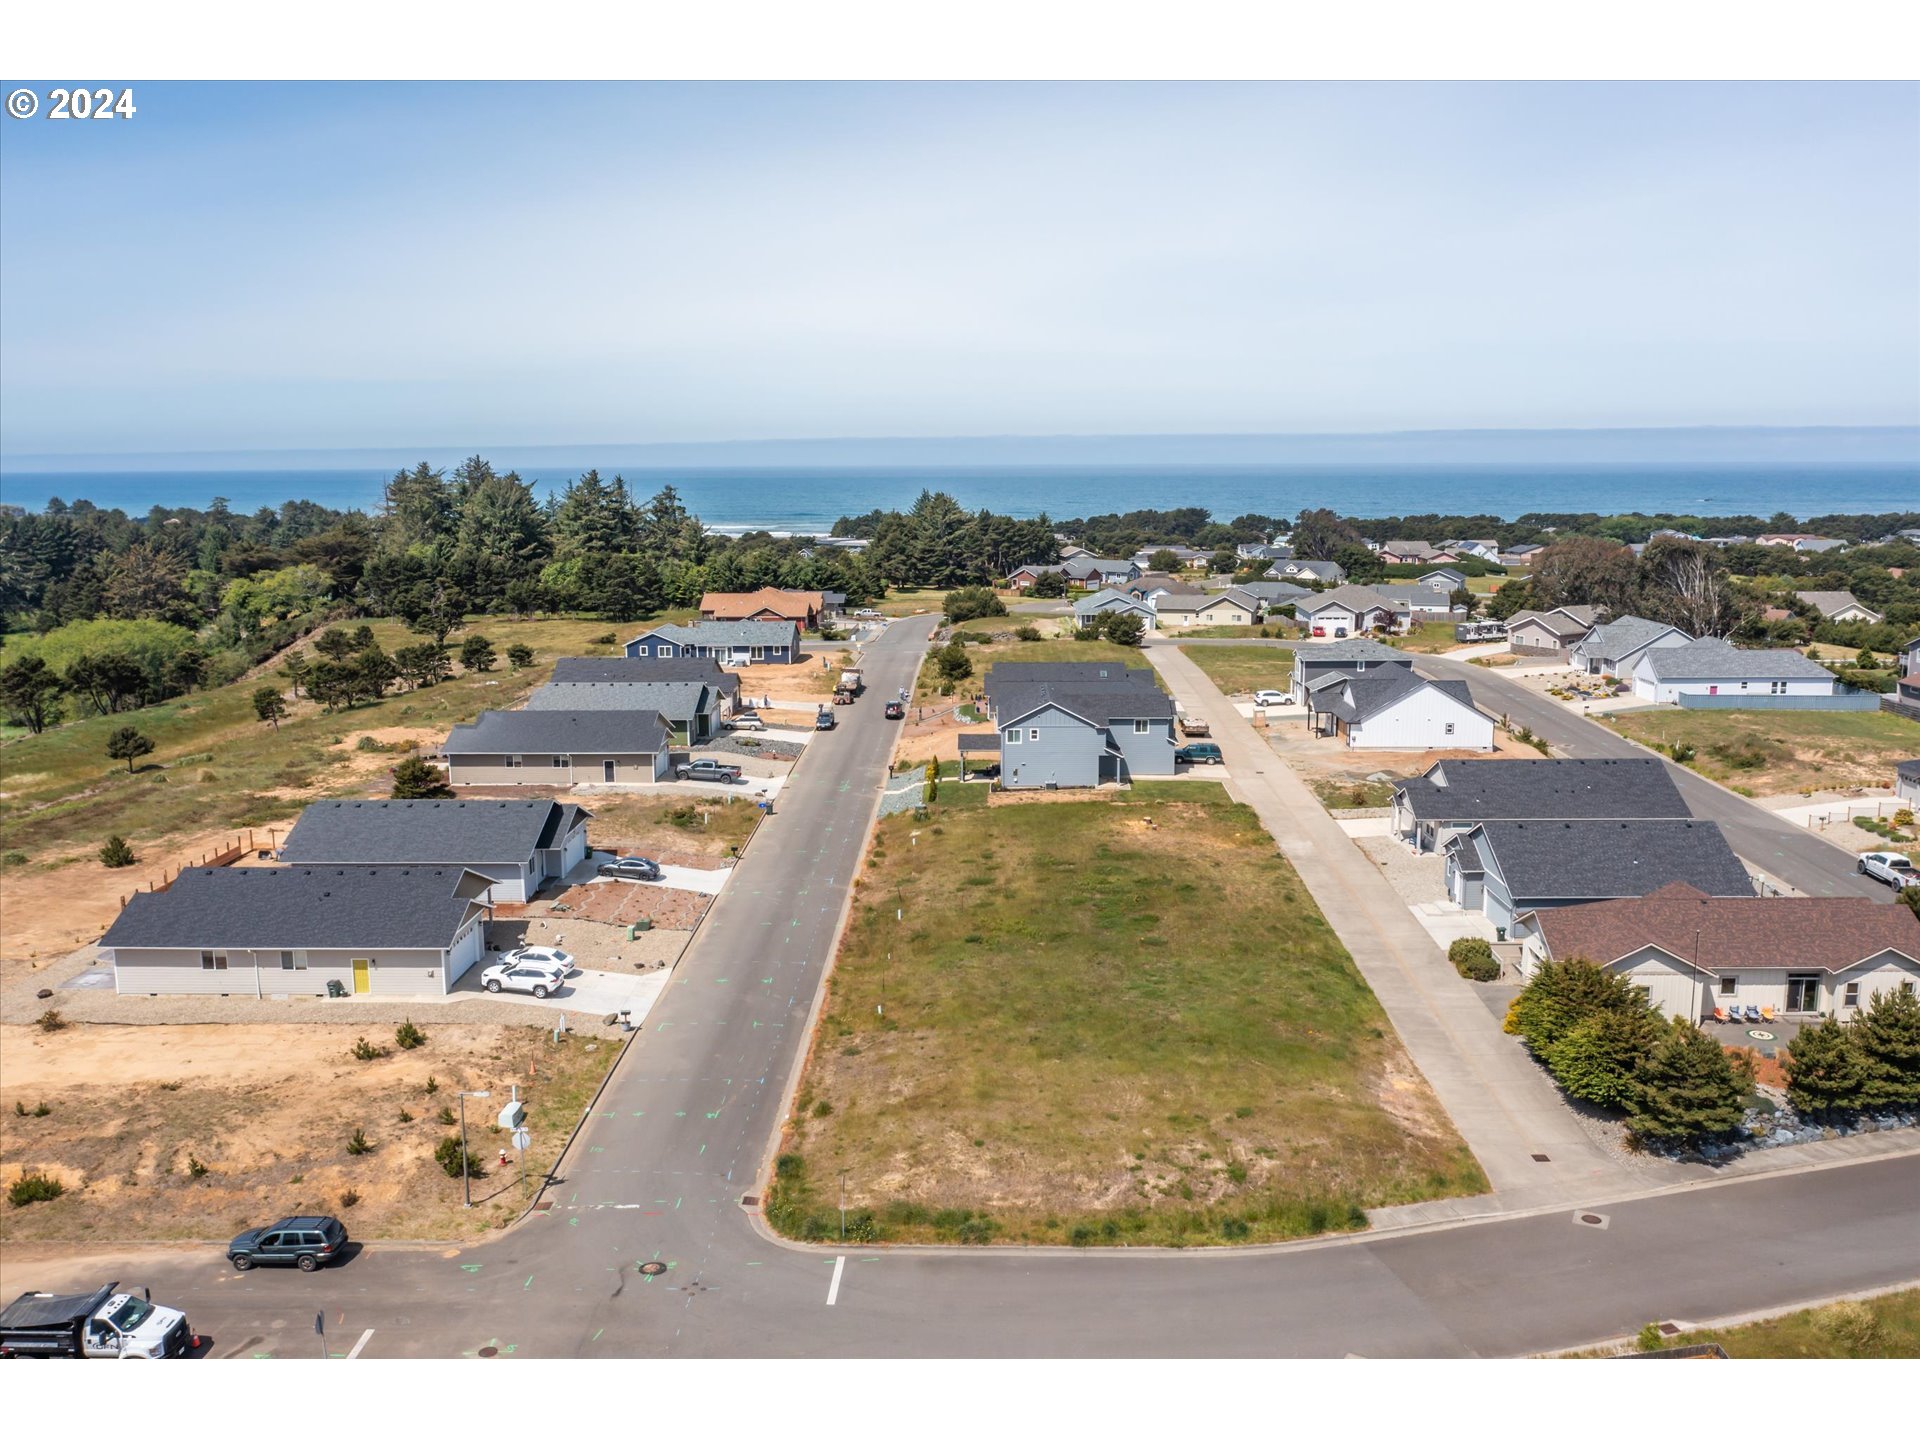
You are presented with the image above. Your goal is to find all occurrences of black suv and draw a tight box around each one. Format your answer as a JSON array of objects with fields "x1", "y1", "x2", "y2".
[{"x1": 228, "y1": 1216, "x2": 349, "y2": 1272}]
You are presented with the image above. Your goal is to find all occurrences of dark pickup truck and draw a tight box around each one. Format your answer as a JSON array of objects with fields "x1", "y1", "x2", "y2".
[{"x1": 675, "y1": 759, "x2": 743, "y2": 784}]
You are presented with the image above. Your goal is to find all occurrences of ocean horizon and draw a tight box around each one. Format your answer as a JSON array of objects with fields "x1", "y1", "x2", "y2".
[{"x1": 1, "y1": 460, "x2": 1915, "y2": 530}]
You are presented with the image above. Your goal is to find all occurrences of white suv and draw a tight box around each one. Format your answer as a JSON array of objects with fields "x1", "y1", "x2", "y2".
[
  {"x1": 1858, "y1": 851, "x2": 1918, "y2": 889},
  {"x1": 480, "y1": 947, "x2": 574, "y2": 998}
]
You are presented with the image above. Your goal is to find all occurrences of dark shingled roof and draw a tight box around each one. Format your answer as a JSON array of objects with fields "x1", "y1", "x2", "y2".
[
  {"x1": 443, "y1": 709, "x2": 669, "y2": 755},
  {"x1": 1528, "y1": 883, "x2": 1920, "y2": 973},
  {"x1": 280, "y1": 799, "x2": 585, "y2": 866},
  {"x1": 1639, "y1": 638, "x2": 1837, "y2": 682},
  {"x1": 1314, "y1": 671, "x2": 1481, "y2": 724},
  {"x1": 1397, "y1": 758, "x2": 1691, "y2": 825},
  {"x1": 995, "y1": 681, "x2": 1176, "y2": 727},
  {"x1": 551, "y1": 655, "x2": 741, "y2": 694},
  {"x1": 1450, "y1": 820, "x2": 1753, "y2": 901},
  {"x1": 957, "y1": 733, "x2": 1001, "y2": 754},
  {"x1": 1897, "y1": 757, "x2": 1920, "y2": 783},
  {"x1": 983, "y1": 660, "x2": 1155, "y2": 704},
  {"x1": 101, "y1": 865, "x2": 483, "y2": 950},
  {"x1": 1297, "y1": 638, "x2": 1412, "y2": 666}
]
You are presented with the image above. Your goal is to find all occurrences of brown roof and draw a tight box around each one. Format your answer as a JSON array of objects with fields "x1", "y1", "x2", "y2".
[
  {"x1": 1529, "y1": 883, "x2": 1920, "y2": 974},
  {"x1": 700, "y1": 588, "x2": 822, "y2": 621}
]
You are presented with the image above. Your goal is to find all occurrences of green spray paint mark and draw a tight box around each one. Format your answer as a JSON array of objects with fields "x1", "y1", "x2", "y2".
[{"x1": 524, "y1": 1275, "x2": 534, "y2": 1289}]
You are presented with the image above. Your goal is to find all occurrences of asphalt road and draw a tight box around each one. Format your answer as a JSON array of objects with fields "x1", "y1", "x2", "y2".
[{"x1": 7, "y1": 619, "x2": 1916, "y2": 1358}]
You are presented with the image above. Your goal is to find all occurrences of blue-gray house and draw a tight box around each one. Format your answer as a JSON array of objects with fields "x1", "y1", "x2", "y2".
[
  {"x1": 980, "y1": 661, "x2": 1176, "y2": 789},
  {"x1": 622, "y1": 619, "x2": 800, "y2": 665}
]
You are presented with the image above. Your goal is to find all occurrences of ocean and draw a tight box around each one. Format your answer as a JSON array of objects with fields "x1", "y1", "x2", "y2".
[{"x1": 1, "y1": 462, "x2": 1914, "y2": 531}]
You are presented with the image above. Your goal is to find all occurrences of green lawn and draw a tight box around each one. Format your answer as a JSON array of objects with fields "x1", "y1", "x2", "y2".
[
  {"x1": 1177, "y1": 644, "x2": 1296, "y2": 695},
  {"x1": 1576, "y1": 1289, "x2": 1920, "y2": 1359},
  {"x1": 768, "y1": 782, "x2": 1485, "y2": 1248},
  {"x1": 1386, "y1": 621, "x2": 1464, "y2": 653},
  {"x1": 1603, "y1": 707, "x2": 1920, "y2": 797},
  {"x1": 915, "y1": 635, "x2": 1153, "y2": 702},
  {"x1": 0, "y1": 614, "x2": 634, "y2": 864}
]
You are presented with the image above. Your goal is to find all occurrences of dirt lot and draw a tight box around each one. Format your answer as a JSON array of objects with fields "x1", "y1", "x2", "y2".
[
  {"x1": 0, "y1": 1020, "x2": 622, "y2": 1243},
  {"x1": 1604, "y1": 708, "x2": 1920, "y2": 797},
  {"x1": 575, "y1": 792, "x2": 762, "y2": 865}
]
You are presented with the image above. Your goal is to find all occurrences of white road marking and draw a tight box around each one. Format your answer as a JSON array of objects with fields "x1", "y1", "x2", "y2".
[
  {"x1": 345, "y1": 1328, "x2": 375, "y2": 1360},
  {"x1": 826, "y1": 1255, "x2": 846, "y2": 1306}
]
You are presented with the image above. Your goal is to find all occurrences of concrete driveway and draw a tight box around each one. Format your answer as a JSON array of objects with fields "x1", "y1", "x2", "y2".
[
  {"x1": 578, "y1": 850, "x2": 731, "y2": 896},
  {"x1": 452, "y1": 960, "x2": 672, "y2": 1021}
]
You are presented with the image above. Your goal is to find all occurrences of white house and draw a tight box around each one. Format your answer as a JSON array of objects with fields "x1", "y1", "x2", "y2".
[
  {"x1": 1569, "y1": 616, "x2": 1691, "y2": 677},
  {"x1": 1630, "y1": 638, "x2": 1842, "y2": 703},
  {"x1": 1305, "y1": 671, "x2": 1493, "y2": 751},
  {"x1": 1795, "y1": 590, "x2": 1884, "y2": 625},
  {"x1": 1153, "y1": 590, "x2": 1258, "y2": 629},
  {"x1": 1511, "y1": 882, "x2": 1920, "y2": 1022},
  {"x1": 1896, "y1": 758, "x2": 1920, "y2": 808},
  {"x1": 1372, "y1": 583, "x2": 1456, "y2": 619},
  {"x1": 1298, "y1": 584, "x2": 1403, "y2": 636},
  {"x1": 99, "y1": 864, "x2": 492, "y2": 999}
]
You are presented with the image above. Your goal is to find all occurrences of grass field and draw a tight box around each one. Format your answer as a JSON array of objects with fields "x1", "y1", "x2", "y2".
[
  {"x1": 1177, "y1": 644, "x2": 1296, "y2": 695},
  {"x1": 914, "y1": 635, "x2": 1153, "y2": 702},
  {"x1": 768, "y1": 782, "x2": 1485, "y2": 1248},
  {"x1": 1573, "y1": 1289, "x2": 1920, "y2": 1359},
  {"x1": 1603, "y1": 707, "x2": 1920, "y2": 796},
  {"x1": 875, "y1": 588, "x2": 955, "y2": 617},
  {"x1": 1386, "y1": 621, "x2": 1464, "y2": 653}
]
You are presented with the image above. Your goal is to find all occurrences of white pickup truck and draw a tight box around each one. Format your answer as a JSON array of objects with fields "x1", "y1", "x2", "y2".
[
  {"x1": 0, "y1": 1283, "x2": 195, "y2": 1358},
  {"x1": 1857, "y1": 850, "x2": 1919, "y2": 889}
]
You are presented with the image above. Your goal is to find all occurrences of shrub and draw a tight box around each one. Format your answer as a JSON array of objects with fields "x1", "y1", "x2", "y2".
[
  {"x1": 350, "y1": 1036, "x2": 387, "y2": 1061},
  {"x1": 1670, "y1": 742, "x2": 1696, "y2": 763},
  {"x1": 933, "y1": 640, "x2": 973, "y2": 682},
  {"x1": 186, "y1": 1154, "x2": 210, "y2": 1179},
  {"x1": 346, "y1": 1126, "x2": 374, "y2": 1155},
  {"x1": 398, "y1": 1108, "x2": 415, "y2": 1123},
  {"x1": 506, "y1": 643, "x2": 534, "y2": 671},
  {"x1": 775, "y1": 1152, "x2": 804, "y2": 1180},
  {"x1": 1220, "y1": 1216, "x2": 1252, "y2": 1240},
  {"x1": 812, "y1": 1099, "x2": 834, "y2": 1118},
  {"x1": 589, "y1": 632, "x2": 616, "y2": 646},
  {"x1": 1852, "y1": 987, "x2": 1920, "y2": 1110},
  {"x1": 31, "y1": 1101, "x2": 50, "y2": 1118},
  {"x1": 395, "y1": 1018, "x2": 427, "y2": 1050},
  {"x1": 1014, "y1": 624, "x2": 1042, "y2": 641},
  {"x1": 1547, "y1": 1009, "x2": 1663, "y2": 1109},
  {"x1": 99, "y1": 835, "x2": 137, "y2": 868},
  {"x1": 7, "y1": 1173, "x2": 64, "y2": 1207},
  {"x1": 36, "y1": 1008, "x2": 66, "y2": 1033},
  {"x1": 1506, "y1": 957, "x2": 1649, "y2": 1058},
  {"x1": 340, "y1": 1188, "x2": 362, "y2": 1209},
  {"x1": 1625, "y1": 1019, "x2": 1753, "y2": 1141},
  {"x1": 1448, "y1": 937, "x2": 1501, "y2": 982},
  {"x1": 942, "y1": 587, "x2": 1007, "y2": 623},
  {"x1": 390, "y1": 756, "x2": 453, "y2": 800},
  {"x1": 1784, "y1": 1015, "x2": 1868, "y2": 1116},
  {"x1": 434, "y1": 1135, "x2": 483, "y2": 1178},
  {"x1": 1814, "y1": 1300, "x2": 1886, "y2": 1357},
  {"x1": 3, "y1": 851, "x2": 27, "y2": 866},
  {"x1": 459, "y1": 634, "x2": 497, "y2": 672},
  {"x1": 425, "y1": 1075, "x2": 440, "y2": 1095},
  {"x1": 437, "y1": 1106, "x2": 456, "y2": 1125}
]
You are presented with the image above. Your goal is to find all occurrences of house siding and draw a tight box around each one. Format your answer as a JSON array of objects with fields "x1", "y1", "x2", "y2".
[
  {"x1": 1632, "y1": 671, "x2": 1839, "y2": 704},
  {"x1": 448, "y1": 751, "x2": 668, "y2": 786},
  {"x1": 999, "y1": 703, "x2": 1103, "y2": 790},
  {"x1": 1108, "y1": 716, "x2": 1178, "y2": 778},
  {"x1": 109, "y1": 933, "x2": 480, "y2": 999},
  {"x1": 1346, "y1": 689, "x2": 1494, "y2": 751}
]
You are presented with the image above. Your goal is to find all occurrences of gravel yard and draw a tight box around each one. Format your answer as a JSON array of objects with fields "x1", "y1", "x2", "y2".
[{"x1": 1353, "y1": 835, "x2": 1449, "y2": 906}]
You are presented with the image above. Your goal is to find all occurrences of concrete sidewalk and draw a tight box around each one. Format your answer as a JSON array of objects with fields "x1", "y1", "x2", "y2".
[{"x1": 1146, "y1": 641, "x2": 1635, "y2": 1205}]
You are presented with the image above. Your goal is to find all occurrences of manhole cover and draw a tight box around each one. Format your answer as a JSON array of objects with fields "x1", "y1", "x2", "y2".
[
  {"x1": 1746, "y1": 1029, "x2": 1775, "y2": 1041},
  {"x1": 478, "y1": 1345, "x2": 499, "y2": 1358},
  {"x1": 639, "y1": 1261, "x2": 667, "y2": 1276},
  {"x1": 1574, "y1": 1211, "x2": 1611, "y2": 1229}
]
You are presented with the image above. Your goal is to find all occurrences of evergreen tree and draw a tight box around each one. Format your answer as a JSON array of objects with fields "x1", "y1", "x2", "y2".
[
  {"x1": 1103, "y1": 612, "x2": 1146, "y2": 647},
  {"x1": 0, "y1": 656, "x2": 64, "y2": 733},
  {"x1": 379, "y1": 462, "x2": 454, "y2": 555},
  {"x1": 1852, "y1": 988, "x2": 1920, "y2": 1110},
  {"x1": 252, "y1": 686, "x2": 288, "y2": 729},
  {"x1": 552, "y1": 470, "x2": 634, "y2": 559},
  {"x1": 458, "y1": 634, "x2": 497, "y2": 672},
  {"x1": 1625, "y1": 1019, "x2": 1752, "y2": 1141},
  {"x1": 1546, "y1": 1008, "x2": 1662, "y2": 1110},
  {"x1": 390, "y1": 756, "x2": 454, "y2": 800},
  {"x1": 1784, "y1": 1015, "x2": 1868, "y2": 1116},
  {"x1": 106, "y1": 725, "x2": 156, "y2": 772},
  {"x1": 1505, "y1": 956, "x2": 1651, "y2": 1058},
  {"x1": 450, "y1": 471, "x2": 550, "y2": 606}
]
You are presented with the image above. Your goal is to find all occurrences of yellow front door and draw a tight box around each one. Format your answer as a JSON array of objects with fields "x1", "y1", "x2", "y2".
[{"x1": 351, "y1": 957, "x2": 371, "y2": 994}]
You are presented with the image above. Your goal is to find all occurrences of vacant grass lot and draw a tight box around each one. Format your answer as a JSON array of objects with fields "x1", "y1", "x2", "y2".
[
  {"x1": 1604, "y1": 707, "x2": 1920, "y2": 796},
  {"x1": 1571, "y1": 1289, "x2": 1920, "y2": 1359},
  {"x1": 583, "y1": 792, "x2": 762, "y2": 863},
  {"x1": 770, "y1": 782, "x2": 1484, "y2": 1248},
  {"x1": 1387, "y1": 621, "x2": 1465, "y2": 653},
  {"x1": 1177, "y1": 644, "x2": 1296, "y2": 695},
  {"x1": 914, "y1": 635, "x2": 1153, "y2": 702}
]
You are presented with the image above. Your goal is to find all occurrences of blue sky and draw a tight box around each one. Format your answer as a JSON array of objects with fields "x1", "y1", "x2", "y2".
[{"x1": 1, "y1": 81, "x2": 1915, "y2": 457}]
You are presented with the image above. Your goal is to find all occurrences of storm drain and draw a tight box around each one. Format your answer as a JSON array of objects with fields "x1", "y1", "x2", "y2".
[
  {"x1": 1574, "y1": 1211, "x2": 1611, "y2": 1229},
  {"x1": 741, "y1": 1195, "x2": 760, "y2": 1207},
  {"x1": 639, "y1": 1261, "x2": 668, "y2": 1276},
  {"x1": 1531, "y1": 1153, "x2": 1551, "y2": 1162}
]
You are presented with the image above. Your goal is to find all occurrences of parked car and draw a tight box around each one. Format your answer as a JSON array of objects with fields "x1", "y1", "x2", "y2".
[
  {"x1": 502, "y1": 945, "x2": 574, "y2": 975},
  {"x1": 1174, "y1": 743, "x2": 1224, "y2": 766},
  {"x1": 855, "y1": 608, "x2": 881, "y2": 618},
  {"x1": 728, "y1": 712, "x2": 767, "y2": 731},
  {"x1": 1333, "y1": 626, "x2": 1349, "y2": 638},
  {"x1": 815, "y1": 709, "x2": 836, "y2": 730},
  {"x1": 1252, "y1": 689, "x2": 1293, "y2": 706},
  {"x1": 676, "y1": 758, "x2": 743, "y2": 783},
  {"x1": 1858, "y1": 851, "x2": 1919, "y2": 889},
  {"x1": 481, "y1": 953, "x2": 571, "y2": 997},
  {"x1": 597, "y1": 856, "x2": 662, "y2": 882},
  {"x1": 884, "y1": 700, "x2": 905, "y2": 719},
  {"x1": 227, "y1": 1216, "x2": 349, "y2": 1273},
  {"x1": 1311, "y1": 625, "x2": 1326, "y2": 637}
]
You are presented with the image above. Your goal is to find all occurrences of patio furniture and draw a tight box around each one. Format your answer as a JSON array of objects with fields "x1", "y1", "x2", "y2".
[
  {"x1": 1712, "y1": 1007, "x2": 1731, "y2": 1023},
  {"x1": 1760, "y1": 1006, "x2": 1776, "y2": 1022},
  {"x1": 1744, "y1": 1004, "x2": 1763, "y2": 1023}
]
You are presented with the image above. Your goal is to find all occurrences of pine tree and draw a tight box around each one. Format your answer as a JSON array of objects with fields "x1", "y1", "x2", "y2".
[
  {"x1": 1506, "y1": 957, "x2": 1651, "y2": 1059},
  {"x1": 1852, "y1": 988, "x2": 1920, "y2": 1110},
  {"x1": 252, "y1": 686, "x2": 288, "y2": 729},
  {"x1": 1626, "y1": 1019, "x2": 1753, "y2": 1141},
  {"x1": 1784, "y1": 1015, "x2": 1868, "y2": 1116},
  {"x1": 106, "y1": 725, "x2": 155, "y2": 772},
  {"x1": 391, "y1": 757, "x2": 454, "y2": 800},
  {"x1": 1546, "y1": 1007, "x2": 1662, "y2": 1110}
]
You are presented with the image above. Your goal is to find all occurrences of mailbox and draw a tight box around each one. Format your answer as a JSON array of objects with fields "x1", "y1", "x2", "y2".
[{"x1": 497, "y1": 1100, "x2": 527, "y2": 1130}]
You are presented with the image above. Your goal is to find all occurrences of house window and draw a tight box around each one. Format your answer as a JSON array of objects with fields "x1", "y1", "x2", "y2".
[
  {"x1": 508, "y1": 755, "x2": 524, "y2": 768},
  {"x1": 1028, "y1": 728, "x2": 1041, "y2": 742},
  {"x1": 1785, "y1": 973, "x2": 1822, "y2": 1011},
  {"x1": 1903, "y1": 980, "x2": 1916, "y2": 995},
  {"x1": 200, "y1": 951, "x2": 227, "y2": 971},
  {"x1": 552, "y1": 755, "x2": 567, "y2": 768},
  {"x1": 1843, "y1": 981, "x2": 1860, "y2": 1008},
  {"x1": 1719, "y1": 976, "x2": 1739, "y2": 997},
  {"x1": 280, "y1": 951, "x2": 306, "y2": 971},
  {"x1": 1443, "y1": 722, "x2": 1456, "y2": 736},
  {"x1": 1134, "y1": 719, "x2": 1149, "y2": 734},
  {"x1": 1003, "y1": 729, "x2": 1022, "y2": 745},
  {"x1": 1770, "y1": 680, "x2": 1788, "y2": 695}
]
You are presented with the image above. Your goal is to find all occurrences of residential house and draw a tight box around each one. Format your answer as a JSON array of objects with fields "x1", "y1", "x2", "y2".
[
  {"x1": 1506, "y1": 605, "x2": 1603, "y2": 659},
  {"x1": 1758, "y1": 534, "x2": 1848, "y2": 554},
  {"x1": 1231, "y1": 580, "x2": 1313, "y2": 612},
  {"x1": 1895, "y1": 758, "x2": 1920, "y2": 808},
  {"x1": 1236, "y1": 541, "x2": 1295, "y2": 562},
  {"x1": 1372, "y1": 583, "x2": 1456, "y2": 619},
  {"x1": 623, "y1": 619, "x2": 800, "y2": 665},
  {"x1": 99, "y1": 864, "x2": 491, "y2": 999},
  {"x1": 1129, "y1": 544, "x2": 1211, "y2": 570},
  {"x1": 1304, "y1": 670, "x2": 1492, "y2": 751},
  {"x1": 1274, "y1": 558, "x2": 1345, "y2": 584},
  {"x1": 1895, "y1": 636, "x2": 1920, "y2": 719},
  {"x1": 1511, "y1": 883, "x2": 1920, "y2": 1021},
  {"x1": 527, "y1": 668, "x2": 737, "y2": 745},
  {"x1": 1795, "y1": 590, "x2": 1884, "y2": 625},
  {"x1": 1376, "y1": 540, "x2": 1457, "y2": 566},
  {"x1": 1391, "y1": 756, "x2": 1690, "y2": 853},
  {"x1": 1062, "y1": 556, "x2": 1142, "y2": 589},
  {"x1": 1570, "y1": 616, "x2": 1692, "y2": 677},
  {"x1": 1500, "y1": 543, "x2": 1546, "y2": 567},
  {"x1": 1290, "y1": 637, "x2": 1414, "y2": 704},
  {"x1": 1298, "y1": 584, "x2": 1404, "y2": 637},
  {"x1": 1004, "y1": 563, "x2": 1065, "y2": 591},
  {"x1": 1057, "y1": 544, "x2": 1092, "y2": 560},
  {"x1": 1071, "y1": 588, "x2": 1157, "y2": 632},
  {"x1": 1441, "y1": 820, "x2": 1753, "y2": 935},
  {"x1": 700, "y1": 588, "x2": 824, "y2": 628},
  {"x1": 278, "y1": 798, "x2": 590, "y2": 904},
  {"x1": 1124, "y1": 573, "x2": 1198, "y2": 606},
  {"x1": 1453, "y1": 540, "x2": 1503, "y2": 562},
  {"x1": 1630, "y1": 638, "x2": 1843, "y2": 704},
  {"x1": 443, "y1": 709, "x2": 672, "y2": 786},
  {"x1": 821, "y1": 591, "x2": 847, "y2": 619},
  {"x1": 1413, "y1": 568, "x2": 1469, "y2": 593},
  {"x1": 1153, "y1": 589, "x2": 1260, "y2": 630},
  {"x1": 980, "y1": 661, "x2": 1175, "y2": 789}
]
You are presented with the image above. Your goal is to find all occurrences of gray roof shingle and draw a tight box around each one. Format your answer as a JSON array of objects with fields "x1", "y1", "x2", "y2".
[
  {"x1": 1398, "y1": 757, "x2": 1692, "y2": 825},
  {"x1": 280, "y1": 799, "x2": 585, "y2": 866},
  {"x1": 1298, "y1": 638, "x2": 1412, "y2": 666},
  {"x1": 1639, "y1": 638, "x2": 1836, "y2": 682},
  {"x1": 551, "y1": 656, "x2": 740, "y2": 693},
  {"x1": 444, "y1": 709, "x2": 669, "y2": 755},
  {"x1": 1574, "y1": 616, "x2": 1689, "y2": 663},
  {"x1": 101, "y1": 865, "x2": 482, "y2": 951},
  {"x1": 1453, "y1": 820, "x2": 1753, "y2": 900},
  {"x1": 527, "y1": 680, "x2": 715, "y2": 722},
  {"x1": 628, "y1": 620, "x2": 798, "y2": 649}
]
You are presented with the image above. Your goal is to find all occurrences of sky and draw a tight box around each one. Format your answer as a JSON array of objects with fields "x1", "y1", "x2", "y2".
[{"x1": 1, "y1": 81, "x2": 1916, "y2": 459}]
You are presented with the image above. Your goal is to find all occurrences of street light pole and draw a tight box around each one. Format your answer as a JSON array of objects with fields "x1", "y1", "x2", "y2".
[{"x1": 457, "y1": 1089, "x2": 491, "y2": 1208}]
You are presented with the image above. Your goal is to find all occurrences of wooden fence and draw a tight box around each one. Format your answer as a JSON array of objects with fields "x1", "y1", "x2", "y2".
[{"x1": 119, "y1": 827, "x2": 280, "y2": 908}]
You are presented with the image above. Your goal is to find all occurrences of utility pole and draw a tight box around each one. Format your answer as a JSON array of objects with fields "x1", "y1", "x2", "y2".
[
  {"x1": 457, "y1": 1089, "x2": 491, "y2": 1208},
  {"x1": 839, "y1": 1171, "x2": 848, "y2": 1241}
]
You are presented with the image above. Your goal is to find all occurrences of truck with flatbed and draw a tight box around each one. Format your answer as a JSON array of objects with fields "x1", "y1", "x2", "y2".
[
  {"x1": 836, "y1": 668, "x2": 864, "y2": 698},
  {"x1": 0, "y1": 1283, "x2": 195, "y2": 1359},
  {"x1": 1175, "y1": 705, "x2": 1210, "y2": 738}
]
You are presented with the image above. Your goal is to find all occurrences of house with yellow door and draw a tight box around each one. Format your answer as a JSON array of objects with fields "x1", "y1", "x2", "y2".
[{"x1": 99, "y1": 864, "x2": 491, "y2": 999}]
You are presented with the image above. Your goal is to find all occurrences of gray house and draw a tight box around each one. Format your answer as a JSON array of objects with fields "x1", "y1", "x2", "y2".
[
  {"x1": 1289, "y1": 637, "x2": 1414, "y2": 703},
  {"x1": 1231, "y1": 580, "x2": 1313, "y2": 609},
  {"x1": 100, "y1": 864, "x2": 491, "y2": 999},
  {"x1": 443, "y1": 709, "x2": 671, "y2": 786},
  {"x1": 1062, "y1": 556, "x2": 1142, "y2": 588},
  {"x1": 1072, "y1": 588, "x2": 1158, "y2": 631},
  {"x1": 1570, "y1": 616, "x2": 1691, "y2": 677},
  {"x1": 528, "y1": 657, "x2": 739, "y2": 745},
  {"x1": 1506, "y1": 605, "x2": 1603, "y2": 658},
  {"x1": 623, "y1": 619, "x2": 800, "y2": 665},
  {"x1": 1274, "y1": 558, "x2": 1345, "y2": 584},
  {"x1": 1896, "y1": 758, "x2": 1920, "y2": 808},
  {"x1": 981, "y1": 661, "x2": 1175, "y2": 789},
  {"x1": 1391, "y1": 757, "x2": 1690, "y2": 852},
  {"x1": 279, "y1": 798, "x2": 590, "y2": 903},
  {"x1": 1442, "y1": 819, "x2": 1754, "y2": 935}
]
